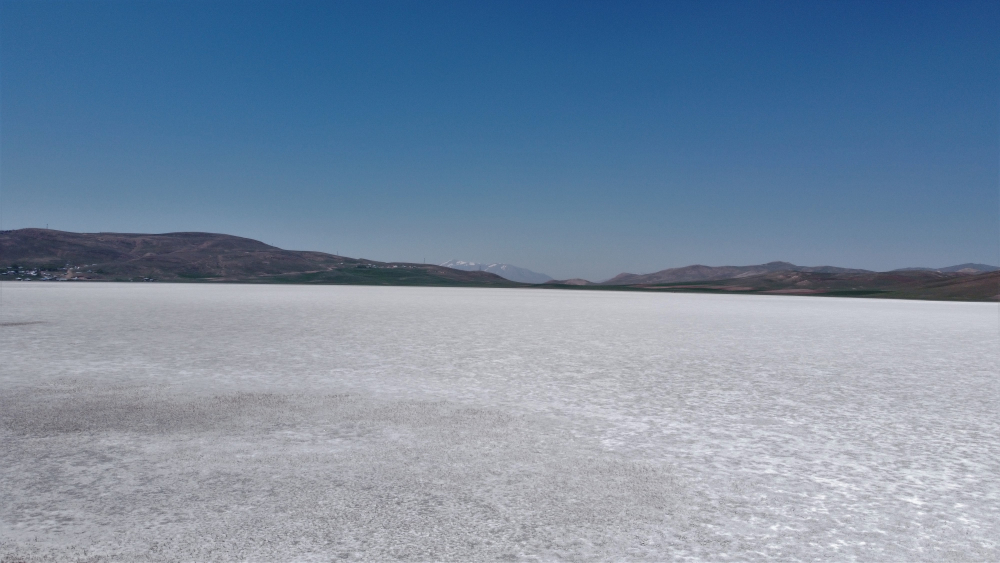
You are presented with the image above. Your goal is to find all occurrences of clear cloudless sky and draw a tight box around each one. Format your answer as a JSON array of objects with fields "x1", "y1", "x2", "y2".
[{"x1": 1, "y1": 0, "x2": 997, "y2": 280}]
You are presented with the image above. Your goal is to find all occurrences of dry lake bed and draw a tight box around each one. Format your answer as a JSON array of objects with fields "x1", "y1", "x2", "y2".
[{"x1": 1, "y1": 283, "x2": 998, "y2": 561}]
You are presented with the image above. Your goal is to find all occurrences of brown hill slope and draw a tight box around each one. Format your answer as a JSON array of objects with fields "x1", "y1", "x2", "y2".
[
  {"x1": 4, "y1": 229, "x2": 995, "y2": 299},
  {"x1": 0, "y1": 229, "x2": 515, "y2": 286},
  {"x1": 635, "y1": 270, "x2": 1000, "y2": 301},
  {"x1": 604, "y1": 261, "x2": 872, "y2": 285}
]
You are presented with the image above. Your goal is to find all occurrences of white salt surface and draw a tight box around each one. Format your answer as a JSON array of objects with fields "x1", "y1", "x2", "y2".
[{"x1": 1, "y1": 283, "x2": 998, "y2": 561}]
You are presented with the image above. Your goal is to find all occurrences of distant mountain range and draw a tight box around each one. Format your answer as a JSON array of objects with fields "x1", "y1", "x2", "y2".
[
  {"x1": 0, "y1": 229, "x2": 514, "y2": 286},
  {"x1": 588, "y1": 269, "x2": 998, "y2": 302},
  {"x1": 439, "y1": 260, "x2": 552, "y2": 284},
  {"x1": 584, "y1": 261, "x2": 997, "y2": 300},
  {"x1": 603, "y1": 261, "x2": 873, "y2": 285},
  {"x1": 893, "y1": 263, "x2": 999, "y2": 274},
  {"x1": 1, "y1": 229, "x2": 996, "y2": 301}
]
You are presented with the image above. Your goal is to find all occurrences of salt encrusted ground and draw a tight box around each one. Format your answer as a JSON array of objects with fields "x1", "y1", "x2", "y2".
[{"x1": 1, "y1": 283, "x2": 998, "y2": 561}]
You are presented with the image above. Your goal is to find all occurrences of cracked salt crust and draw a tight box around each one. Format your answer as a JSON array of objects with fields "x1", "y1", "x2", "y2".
[{"x1": 1, "y1": 283, "x2": 998, "y2": 561}]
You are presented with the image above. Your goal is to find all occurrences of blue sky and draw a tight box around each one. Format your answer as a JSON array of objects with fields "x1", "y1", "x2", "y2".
[{"x1": 1, "y1": 0, "x2": 997, "y2": 280}]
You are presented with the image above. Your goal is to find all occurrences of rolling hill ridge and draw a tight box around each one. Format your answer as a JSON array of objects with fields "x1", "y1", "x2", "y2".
[
  {"x1": 2, "y1": 229, "x2": 996, "y2": 300},
  {"x1": 0, "y1": 229, "x2": 516, "y2": 286},
  {"x1": 604, "y1": 261, "x2": 874, "y2": 285}
]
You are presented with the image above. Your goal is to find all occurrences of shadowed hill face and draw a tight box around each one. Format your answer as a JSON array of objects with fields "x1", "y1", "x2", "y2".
[{"x1": 0, "y1": 229, "x2": 515, "y2": 286}]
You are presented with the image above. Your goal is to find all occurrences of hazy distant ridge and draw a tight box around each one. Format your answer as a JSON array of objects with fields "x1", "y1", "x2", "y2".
[
  {"x1": 603, "y1": 261, "x2": 873, "y2": 285},
  {"x1": 440, "y1": 260, "x2": 552, "y2": 284},
  {"x1": 892, "y1": 263, "x2": 1000, "y2": 274}
]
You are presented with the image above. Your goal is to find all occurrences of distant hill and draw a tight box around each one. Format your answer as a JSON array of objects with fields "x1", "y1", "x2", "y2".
[
  {"x1": 596, "y1": 261, "x2": 998, "y2": 301},
  {"x1": 603, "y1": 261, "x2": 872, "y2": 285},
  {"x1": 2, "y1": 229, "x2": 995, "y2": 300},
  {"x1": 893, "y1": 263, "x2": 999, "y2": 274},
  {"x1": 0, "y1": 229, "x2": 517, "y2": 286},
  {"x1": 440, "y1": 260, "x2": 552, "y2": 284},
  {"x1": 620, "y1": 270, "x2": 1000, "y2": 302}
]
